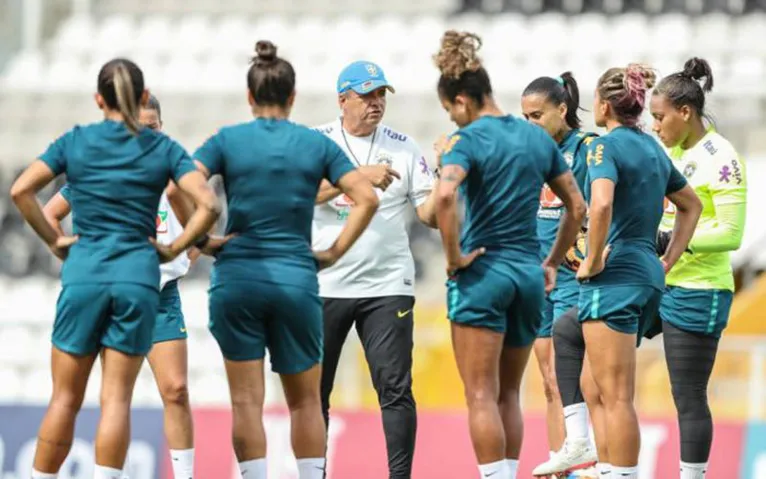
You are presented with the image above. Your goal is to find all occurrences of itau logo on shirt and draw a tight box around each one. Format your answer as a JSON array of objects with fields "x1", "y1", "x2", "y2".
[{"x1": 156, "y1": 210, "x2": 168, "y2": 233}]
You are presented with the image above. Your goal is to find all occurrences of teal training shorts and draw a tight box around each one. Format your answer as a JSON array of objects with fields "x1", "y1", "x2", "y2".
[
  {"x1": 447, "y1": 258, "x2": 544, "y2": 348},
  {"x1": 538, "y1": 285, "x2": 579, "y2": 338},
  {"x1": 578, "y1": 284, "x2": 662, "y2": 340},
  {"x1": 152, "y1": 280, "x2": 187, "y2": 344},
  {"x1": 208, "y1": 281, "x2": 323, "y2": 374},
  {"x1": 659, "y1": 286, "x2": 733, "y2": 339},
  {"x1": 53, "y1": 283, "x2": 159, "y2": 356}
]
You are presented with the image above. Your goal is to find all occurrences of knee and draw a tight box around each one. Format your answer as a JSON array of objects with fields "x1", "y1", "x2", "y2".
[
  {"x1": 581, "y1": 377, "x2": 600, "y2": 406},
  {"x1": 672, "y1": 385, "x2": 710, "y2": 418},
  {"x1": 498, "y1": 387, "x2": 520, "y2": 411},
  {"x1": 160, "y1": 378, "x2": 190, "y2": 408},
  {"x1": 464, "y1": 385, "x2": 498, "y2": 409},
  {"x1": 49, "y1": 390, "x2": 84, "y2": 418}
]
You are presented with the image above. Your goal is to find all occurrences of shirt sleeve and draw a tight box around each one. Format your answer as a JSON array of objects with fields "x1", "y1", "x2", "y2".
[
  {"x1": 39, "y1": 129, "x2": 74, "y2": 176},
  {"x1": 689, "y1": 201, "x2": 746, "y2": 253},
  {"x1": 440, "y1": 132, "x2": 472, "y2": 173},
  {"x1": 59, "y1": 184, "x2": 72, "y2": 203},
  {"x1": 167, "y1": 140, "x2": 197, "y2": 183},
  {"x1": 193, "y1": 131, "x2": 225, "y2": 176},
  {"x1": 323, "y1": 136, "x2": 356, "y2": 185},
  {"x1": 709, "y1": 149, "x2": 747, "y2": 206},
  {"x1": 407, "y1": 140, "x2": 434, "y2": 208},
  {"x1": 586, "y1": 137, "x2": 618, "y2": 184},
  {"x1": 665, "y1": 157, "x2": 688, "y2": 195}
]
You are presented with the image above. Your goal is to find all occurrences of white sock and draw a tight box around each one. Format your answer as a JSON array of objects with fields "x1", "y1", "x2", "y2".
[
  {"x1": 598, "y1": 463, "x2": 612, "y2": 477},
  {"x1": 296, "y1": 458, "x2": 326, "y2": 479},
  {"x1": 680, "y1": 461, "x2": 707, "y2": 479},
  {"x1": 31, "y1": 471, "x2": 58, "y2": 478},
  {"x1": 239, "y1": 458, "x2": 267, "y2": 479},
  {"x1": 549, "y1": 450, "x2": 557, "y2": 458},
  {"x1": 506, "y1": 459, "x2": 519, "y2": 479},
  {"x1": 93, "y1": 465, "x2": 124, "y2": 479},
  {"x1": 170, "y1": 448, "x2": 195, "y2": 478},
  {"x1": 611, "y1": 465, "x2": 638, "y2": 478},
  {"x1": 563, "y1": 402, "x2": 590, "y2": 441},
  {"x1": 478, "y1": 459, "x2": 510, "y2": 478}
]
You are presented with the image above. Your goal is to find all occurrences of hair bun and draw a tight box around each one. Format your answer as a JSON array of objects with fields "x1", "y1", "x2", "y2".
[
  {"x1": 681, "y1": 57, "x2": 714, "y2": 93},
  {"x1": 253, "y1": 40, "x2": 278, "y2": 64},
  {"x1": 433, "y1": 30, "x2": 483, "y2": 80}
]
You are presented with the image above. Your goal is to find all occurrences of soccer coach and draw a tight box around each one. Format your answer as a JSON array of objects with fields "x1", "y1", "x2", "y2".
[{"x1": 312, "y1": 60, "x2": 438, "y2": 478}]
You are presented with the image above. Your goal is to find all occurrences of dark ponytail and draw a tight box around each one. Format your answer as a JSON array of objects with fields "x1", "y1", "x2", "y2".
[
  {"x1": 522, "y1": 71, "x2": 582, "y2": 129},
  {"x1": 97, "y1": 58, "x2": 144, "y2": 135},
  {"x1": 653, "y1": 57, "x2": 714, "y2": 118}
]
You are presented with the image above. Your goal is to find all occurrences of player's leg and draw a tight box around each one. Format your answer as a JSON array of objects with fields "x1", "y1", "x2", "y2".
[
  {"x1": 534, "y1": 308, "x2": 597, "y2": 477},
  {"x1": 534, "y1": 298, "x2": 565, "y2": 455},
  {"x1": 498, "y1": 345, "x2": 533, "y2": 479},
  {"x1": 269, "y1": 284, "x2": 327, "y2": 479},
  {"x1": 208, "y1": 283, "x2": 268, "y2": 479},
  {"x1": 581, "y1": 356, "x2": 609, "y2": 477},
  {"x1": 580, "y1": 286, "x2": 648, "y2": 478},
  {"x1": 448, "y1": 263, "x2": 514, "y2": 478},
  {"x1": 661, "y1": 287, "x2": 731, "y2": 479},
  {"x1": 96, "y1": 284, "x2": 158, "y2": 477},
  {"x1": 355, "y1": 296, "x2": 417, "y2": 479},
  {"x1": 452, "y1": 322, "x2": 508, "y2": 477},
  {"x1": 319, "y1": 298, "x2": 356, "y2": 433},
  {"x1": 33, "y1": 285, "x2": 105, "y2": 475},
  {"x1": 147, "y1": 280, "x2": 194, "y2": 479}
]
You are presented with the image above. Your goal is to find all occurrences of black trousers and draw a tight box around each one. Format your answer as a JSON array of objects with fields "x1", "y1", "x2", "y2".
[{"x1": 321, "y1": 296, "x2": 417, "y2": 479}]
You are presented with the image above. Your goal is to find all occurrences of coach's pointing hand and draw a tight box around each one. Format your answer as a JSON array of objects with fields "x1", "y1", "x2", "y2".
[{"x1": 360, "y1": 164, "x2": 400, "y2": 191}]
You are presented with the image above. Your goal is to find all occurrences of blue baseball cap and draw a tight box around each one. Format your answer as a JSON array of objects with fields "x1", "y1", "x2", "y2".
[{"x1": 336, "y1": 61, "x2": 395, "y2": 95}]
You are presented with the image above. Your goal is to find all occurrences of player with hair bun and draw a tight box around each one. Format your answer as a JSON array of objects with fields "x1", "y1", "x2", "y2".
[
  {"x1": 11, "y1": 58, "x2": 220, "y2": 479},
  {"x1": 521, "y1": 73, "x2": 599, "y2": 475},
  {"x1": 193, "y1": 40, "x2": 378, "y2": 479},
  {"x1": 651, "y1": 57, "x2": 747, "y2": 479},
  {"x1": 433, "y1": 30, "x2": 587, "y2": 479},
  {"x1": 575, "y1": 64, "x2": 702, "y2": 479}
]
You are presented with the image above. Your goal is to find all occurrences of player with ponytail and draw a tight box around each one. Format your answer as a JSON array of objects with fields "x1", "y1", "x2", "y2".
[
  {"x1": 433, "y1": 31, "x2": 587, "y2": 479},
  {"x1": 11, "y1": 58, "x2": 220, "y2": 479},
  {"x1": 573, "y1": 64, "x2": 702, "y2": 478},
  {"x1": 521, "y1": 73, "x2": 599, "y2": 475},
  {"x1": 650, "y1": 58, "x2": 746, "y2": 479}
]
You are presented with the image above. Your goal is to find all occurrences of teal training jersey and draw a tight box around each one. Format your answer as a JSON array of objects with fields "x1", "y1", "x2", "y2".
[
  {"x1": 194, "y1": 118, "x2": 355, "y2": 290},
  {"x1": 39, "y1": 120, "x2": 196, "y2": 289},
  {"x1": 537, "y1": 129, "x2": 595, "y2": 285},
  {"x1": 584, "y1": 126, "x2": 687, "y2": 290},
  {"x1": 440, "y1": 115, "x2": 569, "y2": 264}
]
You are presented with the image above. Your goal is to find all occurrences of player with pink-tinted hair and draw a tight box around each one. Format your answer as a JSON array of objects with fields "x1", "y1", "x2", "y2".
[{"x1": 574, "y1": 64, "x2": 703, "y2": 479}]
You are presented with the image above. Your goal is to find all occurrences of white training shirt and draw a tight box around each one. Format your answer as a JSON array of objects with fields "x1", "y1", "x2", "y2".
[
  {"x1": 311, "y1": 118, "x2": 434, "y2": 298},
  {"x1": 156, "y1": 192, "x2": 190, "y2": 290}
]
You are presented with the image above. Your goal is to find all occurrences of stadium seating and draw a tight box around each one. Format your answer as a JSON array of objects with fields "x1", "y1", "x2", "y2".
[{"x1": 1, "y1": 5, "x2": 766, "y2": 416}]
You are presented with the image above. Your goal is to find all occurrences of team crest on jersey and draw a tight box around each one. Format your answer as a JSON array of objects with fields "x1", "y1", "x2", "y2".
[
  {"x1": 366, "y1": 64, "x2": 379, "y2": 77},
  {"x1": 156, "y1": 210, "x2": 168, "y2": 234},
  {"x1": 682, "y1": 161, "x2": 697, "y2": 178},
  {"x1": 376, "y1": 153, "x2": 393, "y2": 167}
]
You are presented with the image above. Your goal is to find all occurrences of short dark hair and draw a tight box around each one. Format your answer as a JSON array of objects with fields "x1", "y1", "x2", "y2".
[
  {"x1": 247, "y1": 40, "x2": 296, "y2": 108},
  {"x1": 522, "y1": 72, "x2": 582, "y2": 129},
  {"x1": 653, "y1": 57, "x2": 714, "y2": 118},
  {"x1": 145, "y1": 94, "x2": 162, "y2": 121},
  {"x1": 433, "y1": 31, "x2": 493, "y2": 107},
  {"x1": 97, "y1": 58, "x2": 144, "y2": 134}
]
